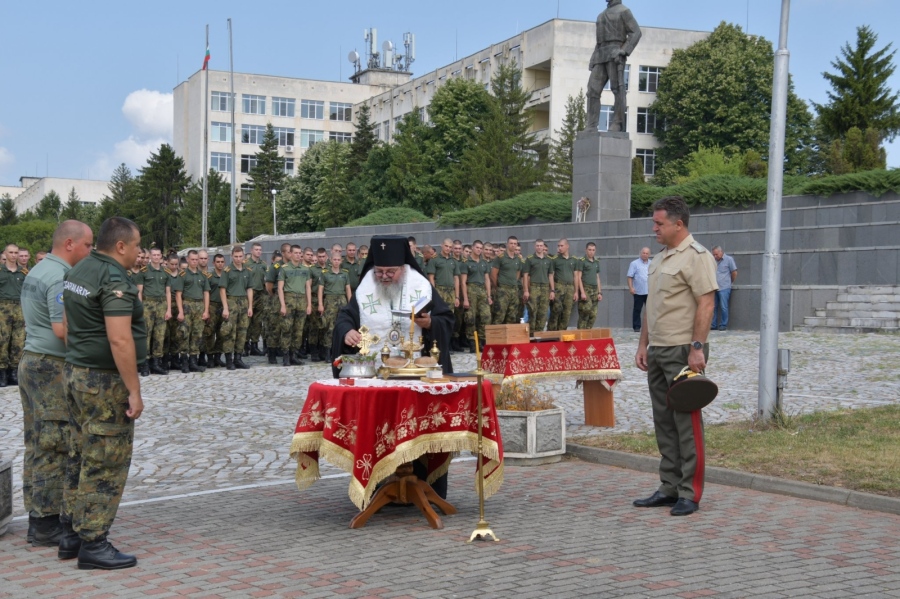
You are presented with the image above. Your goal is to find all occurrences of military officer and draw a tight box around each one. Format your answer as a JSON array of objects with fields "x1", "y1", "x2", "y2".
[
  {"x1": 218, "y1": 246, "x2": 254, "y2": 370},
  {"x1": 172, "y1": 250, "x2": 210, "y2": 373},
  {"x1": 62, "y1": 216, "x2": 146, "y2": 569},
  {"x1": 244, "y1": 242, "x2": 267, "y2": 355},
  {"x1": 278, "y1": 245, "x2": 313, "y2": 366},
  {"x1": 134, "y1": 248, "x2": 171, "y2": 375},
  {"x1": 426, "y1": 239, "x2": 460, "y2": 324},
  {"x1": 523, "y1": 239, "x2": 554, "y2": 335},
  {"x1": 548, "y1": 239, "x2": 580, "y2": 331},
  {"x1": 0, "y1": 243, "x2": 27, "y2": 387},
  {"x1": 459, "y1": 239, "x2": 492, "y2": 352},
  {"x1": 318, "y1": 255, "x2": 351, "y2": 363},
  {"x1": 577, "y1": 242, "x2": 603, "y2": 329},
  {"x1": 202, "y1": 254, "x2": 227, "y2": 368},
  {"x1": 490, "y1": 237, "x2": 522, "y2": 325}
]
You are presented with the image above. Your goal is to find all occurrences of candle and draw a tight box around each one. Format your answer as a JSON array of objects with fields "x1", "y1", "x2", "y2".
[
  {"x1": 410, "y1": 307, "x2": 415, "y2": 338},
  {"x1": 474, "y1": 332, "x2": 480, "y2": 355}
]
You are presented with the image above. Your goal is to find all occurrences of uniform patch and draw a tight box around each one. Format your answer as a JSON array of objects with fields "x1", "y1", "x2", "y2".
[
  {"x1": 114, "y1": 290, "x2": 124, "y2": 298},
  {"x1": 56, "y1": 292, "x2": 64, "y2": 304}
]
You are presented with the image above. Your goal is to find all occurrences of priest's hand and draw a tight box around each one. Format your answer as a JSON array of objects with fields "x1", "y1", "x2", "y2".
[
  {"x1": 344, "y1": 329, "x2": 362, "y2": 347},
  {"x1": 414, "y1": 313, "x2": 432, "y2": 330}
]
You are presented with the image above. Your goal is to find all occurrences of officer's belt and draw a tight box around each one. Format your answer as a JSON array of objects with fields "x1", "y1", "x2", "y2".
[
  {"x1": 498, "y1": 284, "x2": 518, "y2": 290},
  {"x1": 183, "y1": 298, "x2": 204, "y2": 303},
  {"x1": 531, "y1": 283, "x2": 549, "y2": 287},
  {"x1": 466, "y1": 281, "x2": 484, "y2": 286},
  {"x1": 0, "y1": 298, "x2": 21, "y2": 304},
  {"x1": 437, "y1": 286, "x2": 454, "y2": 292},
  {"x1": 24, "y1": 350, "x2": 65, "y2": 362},
  {"x1": 143, "y1": 296, "x2": 166, "y2": 302}
]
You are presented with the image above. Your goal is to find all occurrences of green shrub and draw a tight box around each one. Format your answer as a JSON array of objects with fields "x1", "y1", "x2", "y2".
[
  {"x1": 345, "y1": 207, "x2": 432, "y2": 227},
  {"x1": 439, "y1": 191, "x2": 570, "y2": 227},
  {"x1": 0, "y1": 220, "x2": 57, "y2": 265},
  {"x1": 796, "y1": 169, "x2": 900, "y2": 198}
]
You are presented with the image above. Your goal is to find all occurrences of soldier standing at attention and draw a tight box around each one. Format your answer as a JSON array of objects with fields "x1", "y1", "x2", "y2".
[
  {"x1": 523, "y1": 239, "x2": 554, "y2": 336},
  {"x1": 62, "y1": 216, "x2": 146, "y2": 569},
  {"x1": 18, "y1": 221, "x2": 93, "y2": 550},
  {"x1": 459, "y1": 240, "x2": 492, "y2": 353},
  {"x1": 308, "y1": 248, "x2": 329, "y2": 362},
  {"x1": 318, "y1": 254, "x2": 351, "y2": 363},
  {"x1": 490, "y1": 236, "x2": 522, "y2": 325},
  {"x1": 451, "y1": 240, "x2": 468, "y2": 351},
  {"x1": 577, "y1": 242, "x2": 603, "y2": 329},
  {"x1": 218, "y1": 246, "x2": 254, "y2": 370},
  {"x1": 202, "y1": 254, "x2": 227, "y2": 368},
  {"x1": 426, "y1": 239, "x2": 460, "y2": 328},
  {"x1": 278, "y1": 245, "x2": 312, "y2": 367},
  {"x1": 299, "y1": 247, "x2": 317, "y2": 360},
  {"x1": 264, "y1": 250, "x2": 283, "y2": 364},
  {"x1": 245, "y1": 242, "x2": 267, "y2": 356},
  {"x1": 134, "y1": 248, "x2": 171, "y2": 376},
  {"x1": 196, "y1": 250, "x2": 211, "y2": 366},
  {"x1": 549, "y1": 239, "x2": 580, "y2": 331},
  {"x1": 172, "y1": 250, "x2": 210, "y2": 373},
  {"x1": 163, "y1": 254, "x2": 182, "y2": 370},
  {"x1": 0, "y1": 243, "x2": 27, "y2": 387},
  {"x1": 342, "y1": 242, "x2": 362, "y2": 294},
  {"x1": 408, "y1": 237, "x2": 425, "y2": 270}
]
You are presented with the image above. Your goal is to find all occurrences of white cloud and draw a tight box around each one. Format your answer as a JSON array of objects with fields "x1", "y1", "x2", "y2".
[
  {"x1": 0, "y1": 147, "x2": 13, "y2": 168},
  {"x1": 122, "y1": 90, "x2": 173, "y2": 138}
]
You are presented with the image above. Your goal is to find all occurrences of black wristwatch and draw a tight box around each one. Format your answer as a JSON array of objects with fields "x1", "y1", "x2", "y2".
[{"x1": 691, "y1": 341, "x2": 703, "y2": 350}]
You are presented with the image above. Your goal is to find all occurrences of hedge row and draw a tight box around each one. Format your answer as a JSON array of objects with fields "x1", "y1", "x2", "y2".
[
  {"x1": 437, "y1": 192, "x2": 570, "y2": 227},
  {"x1": 345, "y1": 207, "x2": 432, "y2": 227}
]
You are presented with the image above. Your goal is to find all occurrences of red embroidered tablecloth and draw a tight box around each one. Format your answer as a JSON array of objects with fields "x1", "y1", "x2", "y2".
[
  {"x1": 481, "y1": 338, "x2": 623, "y2": 390},
  {"x1": 290, "y1": 379, "x2": 504, "y2": 510}
]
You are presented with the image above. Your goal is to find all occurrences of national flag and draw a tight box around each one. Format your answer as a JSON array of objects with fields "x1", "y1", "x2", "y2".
[{"x1": 202, "y1": 45, "x2": 211, "y2": 70}]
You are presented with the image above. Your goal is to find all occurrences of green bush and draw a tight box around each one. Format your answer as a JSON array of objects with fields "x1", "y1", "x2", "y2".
[
  {"x1": 345, "y1": 207, "x2": 432, "y2": 227},
  {"x1": 439, "y1": 191, "x2": 570, "y2": 227},
  {"x1": 796, "y1": 169, "x2": 900, "y2": 198},
  {"x1": 0, "y1": 220, "x2": 57, "y2": 265}
]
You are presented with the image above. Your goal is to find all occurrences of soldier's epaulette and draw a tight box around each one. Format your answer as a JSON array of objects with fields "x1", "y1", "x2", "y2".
[
  {"x1": 179, "y1": 271, "x2": 186, "y2": 277},
  {"x1": 690, "y1": 241, "x2": 708, "y2": 254},
  {"x1": 273, "y1": 263, "x2": 280, "y2": 269},
  {"x1": 203, "y1": 271, "x2": 212, "y2": 279},
  {"x1": 340, "y1": 268, "x2": 349, "y2": 273},
  {"x1": 526, "y1": 254, "x2": 535, "y2": 259},
  {"x1": 140, "y1": 266, "x2": 148, "y2": 273},
  {"x1": 21, "y1": 267, "x2": 29, "y2": 275},
  {"x1": 224, "y1": 267, "x2": 231, "y2": 273},
  {"x1": 550, "y1": 255, "x2": 558, "y2": 260}
]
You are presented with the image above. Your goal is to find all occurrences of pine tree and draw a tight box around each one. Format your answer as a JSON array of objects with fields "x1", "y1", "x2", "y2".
[
  {"x1": 311, "y1": 141, "x2": 353, "y2": 229},
  {"x1": 0, "y1": 194, "x2": 17, "y2": 226},
  {"x1": 248, "y1": 123, "x2": 285, "y2": 196},
  {"x1": 97, "y1": 163, "x2": 139, "y2": 226},
  {"x1": 60, "y1": 187, "x2": 82, "y2": 221},
  {"x1": 547, "y1": 91, "x2": 586, "y2": 192},
  {"x1": 815, "y1": 26, "x2": 900, "y2": 142},
  {"x1": 826, "y1": 127, "x2": 887, "y2": 174},
  {"x1": 278, "y1": 142, "x2": 327, "y2": 233},
  {"x1": 34, "y1": 190, "x2": 62, "y2": 223},
  {"x1": 137, "y1": 144, "x2": 190, "y2": 249},
  {"x1": 349, "y1": 103, "x2": 378, "y2": 176}
]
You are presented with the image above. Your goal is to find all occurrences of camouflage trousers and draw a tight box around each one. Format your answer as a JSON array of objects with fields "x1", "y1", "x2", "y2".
[
  {"x1": 219, "y1": 296, "x2": 249, "y2": 354},
  {"x1": 62, "y1": 363, "x2": 135, "y2": 542},
  {"x1": 18, "y1": 352, "x2": 69, "y2": 517},
  {"x1": 164, "y1": 310, "x2": 182, "y2": 356},
  {"x1": 246, "y1": 291, "x2": 266, "y2": 347},
  {"x1": 517, "y1": 286, "x2": 526, "y2": 323},
  {"x1": 436, "y1": 286, "x2": 456, "y2": 332},
  {"x1": 577, "y1": 284, "x2": 600, "y2": 329},
  {"x1": 178, "y1": 299, "x2": 207, "y2": 355},
  {"x1": 143, "y1": 298, "x2": 168, "y2": 358},
  {"x1": 264, "y1": 295, "x2": 281, "y2": 350},
  {"x1": 0, "y1": 300, "x2": 25, "y2": 368},
  {"x1": 494, "y1": 285, "x2": 521, "y2": 325},
  {"x1": 320, "y1": 295, "x2": 347, "y2": 350},
  {"x1": 527, "y1": 284, "x2": 551, "y2": 335},
  {"x1": 549, "y1": 282, "x2": 576, "y2": 331},
  {"x1": 202, "y1": 302, "x2": 224, "y2": 354},
  {"x1": 464, "y1": 284, "x2": 491, "y2": 345},
  {"x1": 281, "y1": 294, "x2": 309, "y2": 351},
  {"x1": 306, "y1": 300, "x2": 323, "y2": 346}
]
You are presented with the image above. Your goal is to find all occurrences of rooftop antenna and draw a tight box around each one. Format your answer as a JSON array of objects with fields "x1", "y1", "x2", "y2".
[
  {"x1": 403, "y1": 32, "x2": 416, "y2": 71},
  {"x1": 347, "y1": 49, "x2": 361, "y2": 75},
  {"x1": 364, "y1": 28, "x2": 380, "y2": 70},
  {"x1": 382, "y1": 40, "x2": 394, "y2": 70}
]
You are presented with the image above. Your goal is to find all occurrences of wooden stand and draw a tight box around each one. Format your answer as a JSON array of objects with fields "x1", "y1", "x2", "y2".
[
  {"x1": 583, "y1": 380, "x2": 615, "y2": 427},
  {"x1": 349, "y1": 462, "x2": 457, "y2": 530}
]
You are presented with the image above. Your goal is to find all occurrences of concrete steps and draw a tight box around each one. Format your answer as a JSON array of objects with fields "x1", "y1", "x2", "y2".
[{"x1": 797, "y1": 285, "x2": 900, "y2": 333}]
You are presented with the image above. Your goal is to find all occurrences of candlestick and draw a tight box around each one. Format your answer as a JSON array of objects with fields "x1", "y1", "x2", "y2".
[{"x1": 474, "y1": 332, "x2": 480, "y2": 355}]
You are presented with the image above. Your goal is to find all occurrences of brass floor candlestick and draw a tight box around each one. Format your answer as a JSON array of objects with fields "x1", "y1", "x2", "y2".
[{"x1": 468, "y1": 350, "x2": 499, "y2": 543}]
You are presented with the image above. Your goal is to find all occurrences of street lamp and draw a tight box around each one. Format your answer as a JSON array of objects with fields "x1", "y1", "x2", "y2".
[{"x1": 271, "y1": 188, "x2": 278, "y2": 236}]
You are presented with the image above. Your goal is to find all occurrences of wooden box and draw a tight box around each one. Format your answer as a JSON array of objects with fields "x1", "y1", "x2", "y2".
[
  {"x1": 532, "y1": 328, "x2": 611, "y2": 342},
  {"x1": 485, "y1": 324, "x2": 530, "y2": 345}
]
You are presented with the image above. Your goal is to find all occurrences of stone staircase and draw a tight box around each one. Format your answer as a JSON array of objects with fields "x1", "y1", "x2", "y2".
[{"x1": 797, "y1": 286, "x2": 900, "y2": 333}]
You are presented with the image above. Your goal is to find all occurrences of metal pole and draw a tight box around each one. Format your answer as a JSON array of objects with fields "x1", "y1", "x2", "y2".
[
  {"x1": 272, "y1": 189, "x2": 277, "y2": 236},
  {"x1": 228, "y1": 18, "x2": 237, "y2": 245},
  {"x1": 201, "y1": 24, "x2": 209, "y2": 248},
  {"x1": 758, "y1": 0, "x2": 791, "y2": 420}
]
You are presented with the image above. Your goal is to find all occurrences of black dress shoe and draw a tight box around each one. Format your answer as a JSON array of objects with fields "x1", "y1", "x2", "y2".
[
  {"x1": 633, "y1": 491, "x2": 678, "y2": 508},
  {"x1": 77, "y1": 537, "x2": 137, "y2": 570},
  {"x1": 670, "y1": 498, "x2": 699, "y2": 516}
]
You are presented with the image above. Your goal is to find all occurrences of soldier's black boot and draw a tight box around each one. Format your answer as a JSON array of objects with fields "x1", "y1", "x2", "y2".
[
  {"x1": 320, "y1": 346, "x2": 330, "y2": 363},
  {"x1": 283, "y1": 351, "x2": 291, "y2": 367},
  {"x1": 8, "y1": 367, "x2": 18, "y2": 386},
  {"x1": 180, "y1": 353, "x2": 190, "y2": 374},
  {"x1": 317, "y1": 344, "x2": 327, "y2": 362},
  {"x1": 168, "y1": 353, "x2": 178, "y2": 370},
  {"x1": 215, "y1": 353, "x2": 226, "y2": 367},
  {"x1": 189, "y1": 355, "x2": 206, "y2": 373},
  {"x1": 268, "y1": 348, "x2": 278, "y2": 364},
  {"x1": 31, "y1": 515, "x2": 64, "y2": 547},
  {"x1": 149, "y1": 357, "x2": 168, "y2": 375},
  {"x1": 58, "y1": 518, "x2": 81, "y2": 560},
  {"x1": 249, "y1": 342, "x2": 264, "y2": 356},
  {"x1": 198, "y1": 353, "x2": 208, "y2": 367},
  {"x1": 243, "y1": 342, "x2": 250, "y2": 357},
  {"x1": 290, "y1": 350, "x2": 302, "y2": 366},
  {"x1": 0, "y1": 368, "x2": 6, "y2": 388},
  {"x1": 300, "y1": 337, "x2": 310, "y2": 359},
  {"x1": 225, "y1": 353, "x2": 236, "y2": 371},
  {"x1": 233, "y1": 353, "x2": 250, "y2": 369},
  {"x1": 139, "y1": 361, "x2": 150, "y2": 377},
  {"x1": 77, "y1": 536, "x2": 137, "y2": 570},
  {"x1": 468, "y1": 339, "x2": 477, "y2": 353},
  {"x1": 27, "y1": 515, "x2": 36, "y2": 544}
]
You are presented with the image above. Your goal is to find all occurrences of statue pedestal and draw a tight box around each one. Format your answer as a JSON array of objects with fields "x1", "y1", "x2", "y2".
[{"x1": 572, "y1": 131, "x2": 633, "y2": 222}]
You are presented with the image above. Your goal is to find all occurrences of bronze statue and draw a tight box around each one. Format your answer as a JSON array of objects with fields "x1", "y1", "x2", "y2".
[{"x1": 586, "y1": 0, "x2": 642, "y2": 133}]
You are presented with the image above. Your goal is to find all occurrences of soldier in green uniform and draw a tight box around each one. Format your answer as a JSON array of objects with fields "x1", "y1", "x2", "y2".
[
  {"x1": 426, "y1": 239, "x2": 460, "y2": 333},
  {"x1": 490, "y1": 236, "x2": 523, "y2": 325},
  {"x1": 62, "y1": 216, "x2": 146, "y2": 569},
  {"x1": 18, "y1": 221, "x2": 93, "y2": 550},
  {"x1": 202, "y1": 254, "x2": 227, "y2": 368},
  {"x1": 263, "y1": 250, "x2": 283, "y2": 364},
  {"x1": 172, "y1": 250, "x2": 210, "y2": 373},
  {"x1": 244, "y1": 242, "x2": 267, "y2": 355},
  {"x1": 318, "y1": 255, "x2": 352, "y2": 362},
  {"x1": 408, "y1": 236, "x2": 425, "y2": 271},
  {"x1": 134, "y1": 248, "x2": 171, "y2": 375},
  {"x1": 218, "y1": 246, "x2": 254, "y2": 370},
  {"x1": 577, "y1": 242, "x2": 604, "y2": 329},
  {"x1": 278, "y1": 245, "x2": 312, "y2": 367},
  {"x1": 515, "y1": 246, "x2": 527, "y2": 324},
  {"x1": 450, "y1": 240, "x2": 468, "y2": 351},
  {"x1": 459, "y1": 240, "x2": 492, "y2": 352},
  {"x1": 307, "y1": 248, "x2": 329, "y2": 361},
  {"x1": 548, "y1": 238, "x2": 580, "y2": 331},
  {"x1": 523, "y1": 239, "x2": 554, "y2": 336},
  {"x1": 298, "y1": 247, "x2": 317, "y2": 359},
  {"x1": 163, "y1": 254, "x2": 182, "y2": 370},
  {"x1": 341, "y1": 242, "x2": 362, "y2": 293},
  {"x1": 0, "y1": 243, "x2": 27, "y2": 387}
]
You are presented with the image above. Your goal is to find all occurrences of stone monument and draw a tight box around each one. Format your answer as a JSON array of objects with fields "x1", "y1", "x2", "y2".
[
  {"x1": 0, "y1": 455, "x2": 11, "y2": 537},
  {"x1": 573, "y1": 0, "x2": 642, "y2": 222}
]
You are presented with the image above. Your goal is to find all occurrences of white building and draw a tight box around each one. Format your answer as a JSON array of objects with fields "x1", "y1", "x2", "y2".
[
  {"x1": 173, "y1": 18, "x2": 708, "y2": 187},
  {"x1": 1, "y1": 176, "x2": 109, "y2": 214}
]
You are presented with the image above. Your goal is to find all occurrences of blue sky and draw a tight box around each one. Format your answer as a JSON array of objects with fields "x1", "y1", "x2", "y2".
[{"x1": 1, "y1": 0, "x2": 898, "y2": 187}]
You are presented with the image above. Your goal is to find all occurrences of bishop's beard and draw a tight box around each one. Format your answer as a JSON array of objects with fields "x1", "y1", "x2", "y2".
[{"x1": 373, "y1": 267, "x2": 406, "y2": 308}]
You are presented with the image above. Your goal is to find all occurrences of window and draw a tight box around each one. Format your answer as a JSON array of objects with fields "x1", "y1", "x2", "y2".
[
  {"x1": 382, "y1": 121, "x2": 390, "y2": 140},
  {"x1": 283, "y1": 158, "x2": 295, "y2": 175},
  {"x1": 636, "y1": 108, "x2": 657, "y2": 134},
  {"x1": 329, "y1": 131, "x2": 352, "y2": 143},
  {"x1": 240, "y1": 154, "x2": 257, "y2": 174},
  {"x1": 301, "y1": 99, "x2": 324, "y2": 120},
  {"x1": 603, "y1": 64, "x2": 631, "y2": 92},
  {"x1": 300, "y1": 129, "x2": 324, "y2": 148},
  {"x1": 242, "y1": 94, "x2": 266, "y2": 115},
  {"x1": 636, "y1": 149, "x2": 656, "y2": 176},
  {"x1": 241, "y1": 124, "x2": 266, "y2": 144},
  {"x1": 272, "y1": 96, "x2": 295, "y2": 117},
  {"x1": 211, "y1": 152, "x2": 232, "y2": 173},
  {"x1": 638, "y1": 66, "x2": 663, "y2": 93},
  {"x1": 330, "y1": 102, "x2": 352, "y2": 122},
  {"x1": 273, "y1": 127, "x2": 295, "y2": 146},
  {"x1": 418, "y1": 107, "x2": 427, "y2": 122},
  {"x1": 210, "y1": 91, "x2": 233, "y2": 112},
  {"x1": 211, "y1": 122, "x2": 232, "y2": 142},
  {"x1": 599, "y1": 105, "x2": 627, "y2": 132}
]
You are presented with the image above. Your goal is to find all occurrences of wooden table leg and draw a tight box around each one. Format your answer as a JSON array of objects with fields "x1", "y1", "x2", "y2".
[
  {"x1": 349, "y1": 463, "x2": 456, "y2": 530},
  {"x1": 583, "y1": 380, "x2": 615, "y2": 427}
]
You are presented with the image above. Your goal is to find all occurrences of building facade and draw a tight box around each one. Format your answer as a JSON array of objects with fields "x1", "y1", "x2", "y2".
[{"x1": 3, "y1": 176, "x2": 109, "y2": 214}]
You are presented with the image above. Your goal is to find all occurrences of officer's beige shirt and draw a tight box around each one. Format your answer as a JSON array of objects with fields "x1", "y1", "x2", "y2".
[{"x1": 647, "y1": 234, "x2": 718, "y2": 347}]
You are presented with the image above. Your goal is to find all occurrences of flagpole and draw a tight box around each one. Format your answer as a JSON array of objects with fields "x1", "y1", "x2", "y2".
[
  {"x1": 201, "y1": 24, "x2": 210, "y2": 248},
  {"x1": 228, "y1": 17, "x2": 237, "y2": 245}
]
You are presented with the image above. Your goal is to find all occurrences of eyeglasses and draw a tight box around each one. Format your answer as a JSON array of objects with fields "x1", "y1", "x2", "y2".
[{"x1": 374, "y1": 267, "x2": 402, "y2": 278}]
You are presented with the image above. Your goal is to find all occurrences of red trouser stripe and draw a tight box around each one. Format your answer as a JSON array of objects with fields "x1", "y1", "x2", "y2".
[{"x1": 691, "y1": 410, "x2": 705, "y2": 503}]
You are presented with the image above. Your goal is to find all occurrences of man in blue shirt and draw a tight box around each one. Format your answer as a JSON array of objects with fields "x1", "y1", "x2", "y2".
[
  {"x1": 626, "y1": 247, "x2": 651, "y2": 332},
  {"x1": 711, "y1": 246, "x2": 738, "y2": 331}
]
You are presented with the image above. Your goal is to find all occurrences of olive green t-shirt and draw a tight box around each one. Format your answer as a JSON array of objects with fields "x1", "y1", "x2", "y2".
[
  {"x1": 221, "y1": 264, "x2": 252, "y2": 297},
  {"x1": 206, "y1": 270, "x2": 223, "y2": 303},
  {"x1": 134, "y1": 264, "x2": 170, "y2": 299},
  {"x1": 63, "y1": 250, "x2": 147, "y2": 369},
  {"x1": 580, "y1": 257, "x2": 601, "y2": 288},
  {"x1": 459, "y1": 258, "x2": 490, "y2": 286},
  {"x1": 553, "y1": 254, "x2": 580, "y2": 285},
  {"x1": 171, "y1": 268, "x2": 210, "y2": 301},
  {"x1": 265, "y1": 262, "x2": 281, "y2": 287},
  {"x1": 492, "y1": 253, "x2": 521, "y2": 287},
  {"x1": 341, "y1": 259, "x2": 361, "y2": 291},
  {"x1": 0, "y1": 264, "x2": 27, "y2": 301},
  {"x1": 425, "y1": 254, "x2": 459, "y2": 288},
  {"x1": 311, "y1": 266, "x2": 327, "y2": 298},
  {"x1": 279, "y1": 263, "x2": 312, "y2": 295},
  {"x1": 246, "y1": 257, "x2": 267, "y2": 291},
  {"x1": 320, "y1": 269, "x2": 350, "y2": 295},
  {"x1": 524, "y1": 254, "x2": 553, "y2": 285}
]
